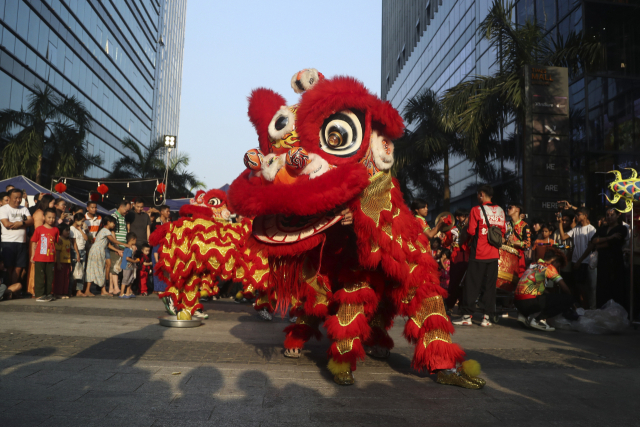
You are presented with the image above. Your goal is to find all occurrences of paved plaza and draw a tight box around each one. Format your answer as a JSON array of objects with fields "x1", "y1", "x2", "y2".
[{"x1": 0, "y1": 296, "x2": 639, "y2": 427}]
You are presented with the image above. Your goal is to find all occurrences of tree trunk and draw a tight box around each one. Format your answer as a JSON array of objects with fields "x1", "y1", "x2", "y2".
[
  {"x1": 35, "y1": 153, "x2": 43, "y2": 184},
  {"x1": 443, "y1": 152, "x2": 450, "y2": 212}
]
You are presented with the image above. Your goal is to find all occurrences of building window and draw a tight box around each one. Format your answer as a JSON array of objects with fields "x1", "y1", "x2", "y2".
[{"x1": 416, "y1": 18, "x2": 420, "y2": 35}]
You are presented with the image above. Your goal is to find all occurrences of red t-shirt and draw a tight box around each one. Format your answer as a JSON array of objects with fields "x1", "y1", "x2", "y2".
[
  {"x1": 31, "y1": 225, "x2": 60, "y2": 263},
  {"x1": 466, "y1": 202, "x2": 506, "y2": 260}
]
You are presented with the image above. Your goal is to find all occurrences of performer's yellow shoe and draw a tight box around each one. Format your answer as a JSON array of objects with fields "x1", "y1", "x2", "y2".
[
  {"x1": 333, "y1": 370, "x2": 355, "y2": 386},
  {"x1": 436, "y1": 370, "x2": 483, "y2": 390},
  {"x1": 458, "y1": 368, "x2": 486, "y2": 388}
]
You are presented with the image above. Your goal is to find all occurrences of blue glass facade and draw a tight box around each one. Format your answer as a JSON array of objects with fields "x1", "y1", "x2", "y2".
[
  {"x1": 0, "y1": 0, "x2": 186, "y2": 180},
  {"x1": 382, "y1": 0, "x2": 640, "y2": 215}
]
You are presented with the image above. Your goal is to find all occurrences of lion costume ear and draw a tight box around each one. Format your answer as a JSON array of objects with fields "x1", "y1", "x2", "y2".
[{"x1": 247, "y1": 88, "x2": 287, "y2": 154}]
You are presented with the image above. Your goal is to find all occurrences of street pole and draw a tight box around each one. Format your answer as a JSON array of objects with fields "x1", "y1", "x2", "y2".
[
  {"x1": 163, "y1": 135, "x2": 176, "y2": 202},
  {"x1": 631, "y1": 203, "x2": 637, "y2": 327}
]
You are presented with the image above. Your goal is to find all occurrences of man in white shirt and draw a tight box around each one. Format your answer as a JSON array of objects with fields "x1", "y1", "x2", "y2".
[
  {"x1": 558, "y1": 207, "x2": 597, "y2": 308},
  {"x1": 0, "y1": 189, "x2": 34, "y2": 287}
]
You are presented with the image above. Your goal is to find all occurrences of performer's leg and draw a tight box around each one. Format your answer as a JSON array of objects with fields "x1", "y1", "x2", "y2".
[
  {"x1": 283, "y1": 268, "x2": 329, "y2": 357},
  {"x1": 363, "y1": 299, "x2": 395, "y2": 359},
  {"x1": 175, "y1": 277, "x2": 203, "y2": 320},
  {"x1": 480, "y1": 260, "x2": 498, "y2": 320},
  {"x1": 445, "y1": 261, "x2": 467, "y2": 310},
  {"x1": 460, "y1": 259, "x2": 483, "y2": 317},
  {"x1": 324, "y1": 277, "x2": 378, "y2": 385},
  {"x1": 398, "y1": 283, "x2": 483, "y2": 389}
]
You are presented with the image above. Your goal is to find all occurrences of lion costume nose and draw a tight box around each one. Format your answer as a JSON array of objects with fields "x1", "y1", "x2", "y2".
[
  {"x1": 272, "y1": 148, "x2": 310, "y2": 185},
  {"x1": 243, "y1": 149, "x2": 264, "y2": 171}
]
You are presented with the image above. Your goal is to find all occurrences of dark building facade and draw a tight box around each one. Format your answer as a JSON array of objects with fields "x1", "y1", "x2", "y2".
[
  {"x1": 0, "y1": 0, "x2": 186, "y2": 180},
  {"x1": 382, "y1": 0, "x2": 640, "y2": 219}
]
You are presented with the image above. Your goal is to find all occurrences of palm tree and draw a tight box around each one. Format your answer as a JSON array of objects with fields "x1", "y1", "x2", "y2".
[
  {"x1": 110, "y1": 136, "x2": 204, "y2": 198},
  {"x1": 109, "y1": 137, "x2": 166, "y2": 179},
  {"x1": 0, "y1": 85, "x2": 94, "y2": 183},
  {"x1": 166, "y1": 151, "x2": 205, "y2": 198},
  {"x1": 442, "y1": 0, "x2": 602, "y2": 154},
  {"x1": 394, "y1": 89, "x2": 466, "y2": 211},
  {"x1": 51, "y1": 127, "x2": 104, "y2": 178}
]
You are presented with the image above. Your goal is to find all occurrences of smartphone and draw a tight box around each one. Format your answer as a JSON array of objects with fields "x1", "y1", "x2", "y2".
[{"x1": 557, "y1": 201, "x2": 566, "y2": 210}]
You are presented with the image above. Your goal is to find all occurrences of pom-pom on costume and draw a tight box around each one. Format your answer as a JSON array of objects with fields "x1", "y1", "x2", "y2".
[
  {"x1": 149, "y1": 189, "x2": 270, "y2": 319},
  {"x1": 222, "y1": 69, "x2": 484, "y2": 388}
]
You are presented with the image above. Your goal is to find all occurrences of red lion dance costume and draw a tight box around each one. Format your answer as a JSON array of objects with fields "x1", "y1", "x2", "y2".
[
  {"x1": 150, "y1": 188, "x2": 269, "y2": 318},
  {"x1": 225, "y1": 69, "x2": 484, "y2": 388},
  {"x1": 152, "y1": 69, "x2": 483, "y2": 388}
]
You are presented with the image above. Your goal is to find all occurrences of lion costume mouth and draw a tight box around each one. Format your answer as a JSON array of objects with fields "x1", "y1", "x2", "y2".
[{"x1": 252, "y1": 212, "x2": 343, "y2": 244}]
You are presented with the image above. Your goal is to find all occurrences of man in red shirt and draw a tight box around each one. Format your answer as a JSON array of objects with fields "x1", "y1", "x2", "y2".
[{"x1": 453, "y1": 185, "x2": 506, "y2": 327}]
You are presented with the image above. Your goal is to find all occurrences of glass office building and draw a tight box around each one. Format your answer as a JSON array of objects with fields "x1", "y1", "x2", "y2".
[
  {"x1": 382, "y1": 0, "x2": 640, "y2": 216},
  {"x1": 153, "y1": 0, "x2": 187, "y2": 146},
  {"x1": 0, "y1": 0, "x2": 187, "y2": 179}
]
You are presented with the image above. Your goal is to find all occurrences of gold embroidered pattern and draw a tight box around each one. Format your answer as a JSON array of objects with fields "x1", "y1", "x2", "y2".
[
  {"x1": 337, "y1": 337, "x2": 359, "y2": 355},
  {"x1": 300, "y1": 257, "x2": 329, "y2": 307},
  {"x1": 359, "y1": 171, "x2": 393, "y2": 227},
  {"x1": 337, "y1": 303, "x2": 365, "y2": 326},
  {"x1": 411, "y1": 295, "x2": 448, "y2": 328},
  {"x1": 402, "y1": 286, "x2": 418, "y2": 304},
  {"x1": 343, "y1": 281, "x2": 370, "y2": 293},
  {"x1": 422, "y1": 328, "x2": 452, "y2": 347}
]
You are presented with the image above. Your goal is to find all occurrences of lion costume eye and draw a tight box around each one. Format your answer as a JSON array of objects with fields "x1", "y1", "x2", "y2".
[
  {"x1": 208, "y1": 198, "x2": 221, "y2": 206},
  {"x1": 268, "y1": 106, "x2": 296, "y2": 141},
  {"x1": 319, "y1": 110, "x2": 363, "y2": 157}
]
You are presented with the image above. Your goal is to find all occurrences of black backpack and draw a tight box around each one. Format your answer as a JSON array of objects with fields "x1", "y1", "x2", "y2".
[{"x1": 480, "y1": 205, "x2": 503, "y2": 249}]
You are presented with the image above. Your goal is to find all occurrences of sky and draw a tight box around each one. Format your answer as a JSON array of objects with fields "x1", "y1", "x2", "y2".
[{"x1": 177, "y1": 0, "x2": 382, "y2": 190}]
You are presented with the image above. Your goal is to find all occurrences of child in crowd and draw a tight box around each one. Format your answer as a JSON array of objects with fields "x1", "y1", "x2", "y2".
[
  {"x1": 31, "y1": 208, "x2": 59, "y2": 302},
  {"x1": 54, "y1": 225, "x2": 72, "y2": 299},
  {"x1": 85, "y1": 216, "x2": 124, "y2": 297},
  {"x1": 438, "y1": 248, "x2": 451, "y2": 290},
  {"x1": 70, "y1": 213, "x2": 88, "y2": 297},
  {"x1": 431, "y1": 237, "x2": 442, "y2": 258},
  {"x1": 119, "y1": 232, "x2": 139, "y2": 299},
  {"x1": 139, "y1": 244, "x2": 152, "y2": 296},
  {"x1": 534, "y1": 225, "x2": 555, "y2": 261}
]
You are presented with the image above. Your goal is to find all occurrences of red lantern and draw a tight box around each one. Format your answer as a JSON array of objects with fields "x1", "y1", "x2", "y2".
[
  {"x1": 89, "y1": 192, "x2": 100, "y2": 202},
  {"x1": 54, "y1": 182, "x2": 67, "y2": 193},
  {"x1": 97, "y1": 184, "x2": 109, "y2": 195},
  {"x1": 156, "y1": 183, "x2": 166, "y2": 194}
]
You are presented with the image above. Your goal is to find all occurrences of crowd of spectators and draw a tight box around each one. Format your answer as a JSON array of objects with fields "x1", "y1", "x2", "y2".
[
  {"x1": 0, "y1": 184, "x2": 174, "y2": 303},
  {"x1": 412, "y1": 184, "x2": 638, "y2": 331}
]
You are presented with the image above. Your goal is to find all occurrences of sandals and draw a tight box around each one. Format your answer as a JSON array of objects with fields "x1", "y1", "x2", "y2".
[{"x1": 284, "y1": 348, "x2": 302, "y2": 358}]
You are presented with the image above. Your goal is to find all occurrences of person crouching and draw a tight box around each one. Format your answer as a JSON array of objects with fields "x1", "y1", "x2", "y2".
[{"x1": 514, "y1": 248, "x2": 575, "y2": 331}]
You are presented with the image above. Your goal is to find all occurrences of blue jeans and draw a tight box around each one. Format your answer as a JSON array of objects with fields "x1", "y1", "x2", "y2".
[{"x1": 70, "y1": 249, "x2": 87, "y2": 291}]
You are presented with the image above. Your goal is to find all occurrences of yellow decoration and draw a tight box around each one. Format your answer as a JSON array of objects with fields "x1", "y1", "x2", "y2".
[
  {"x1": 327, "y1": 359, "x2": 351, "y2": 375},
  {"x1": 462, "y1": 359, "x2": 481, "y2": 378},
  {"x1": 176, "y1": 310, "x2": 192, "y2": 321}
]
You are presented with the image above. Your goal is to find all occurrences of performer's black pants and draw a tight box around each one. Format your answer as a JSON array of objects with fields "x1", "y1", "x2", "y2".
[
  {"x1": 514, "y1": 294, "x2": 574, "y2": 320},
  {"x1": 445, "y1": 261, "x2": 468, "y2": 309},
  {"x1": 460, "y1": 259, "x2": 497, "y2": 318}
]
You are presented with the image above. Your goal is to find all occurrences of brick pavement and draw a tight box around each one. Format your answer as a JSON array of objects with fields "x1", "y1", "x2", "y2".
[{"x1": 1, "y1": 297, "x2": 639, "y2": 426}]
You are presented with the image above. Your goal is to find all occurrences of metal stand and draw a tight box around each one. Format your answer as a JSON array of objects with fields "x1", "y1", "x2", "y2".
[{"x1": 631, "y1": 203, "x2": 639, "y2": 330}]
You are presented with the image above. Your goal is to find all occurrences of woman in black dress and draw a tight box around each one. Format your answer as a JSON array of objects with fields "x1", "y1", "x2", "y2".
[{"x1": 593, "y1": 208, "x2": 628, "y2": 309}]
